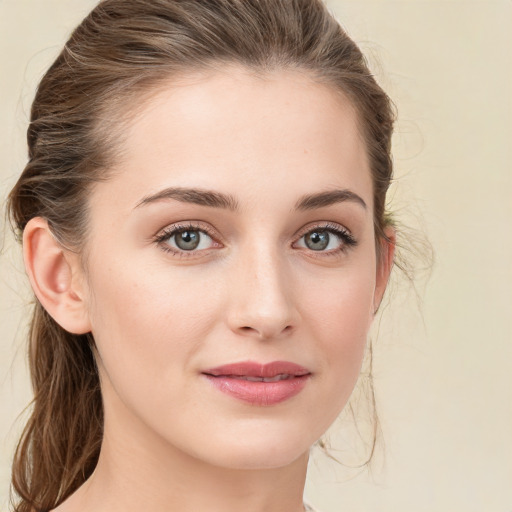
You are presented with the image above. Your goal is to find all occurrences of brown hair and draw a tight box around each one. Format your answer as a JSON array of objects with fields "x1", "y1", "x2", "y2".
[{"x1": 7, "y1": 0, "x2": 395, "y2": 510}]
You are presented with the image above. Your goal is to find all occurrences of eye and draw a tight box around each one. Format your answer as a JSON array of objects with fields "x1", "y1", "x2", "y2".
[
  {"x1": 294, "y1": 224, "x2": 357, "y2": 253},
  {"x1": 154, "y1": 224, "x2": 219, "y2": 254},
  {"x1": 172, "y1": 229, "x2": 211, "y2": 251},
  {"x1": 298, "y1": 229, "x2": 341, "y2": 251}
]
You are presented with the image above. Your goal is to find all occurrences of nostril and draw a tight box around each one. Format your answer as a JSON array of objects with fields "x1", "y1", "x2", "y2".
[{"x1": 238, "y1": 324, "x2": 293, "y2": 337}]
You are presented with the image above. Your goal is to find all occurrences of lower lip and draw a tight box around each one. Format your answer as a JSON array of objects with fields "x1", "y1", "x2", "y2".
[{"x1": 203, "y1": 375, "x2": 309, "y2": 406}]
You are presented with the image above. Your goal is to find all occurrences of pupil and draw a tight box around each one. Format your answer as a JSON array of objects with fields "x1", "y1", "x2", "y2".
[
  {"x1": 176, "y1": 230, "x2": 200, "y2": 250},
  {"x1": 306, "y1": 231, "x2": 329, "y2": 251}
]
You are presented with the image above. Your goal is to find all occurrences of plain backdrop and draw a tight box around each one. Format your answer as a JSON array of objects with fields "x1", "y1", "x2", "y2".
[{"x1": 1, "y1": 1, "x2": 511, "y2": 511}]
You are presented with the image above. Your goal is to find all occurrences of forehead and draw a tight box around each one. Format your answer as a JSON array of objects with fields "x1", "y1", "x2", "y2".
[{"x1": 93, "y1": 67, "x2": 372, "y2": 213}]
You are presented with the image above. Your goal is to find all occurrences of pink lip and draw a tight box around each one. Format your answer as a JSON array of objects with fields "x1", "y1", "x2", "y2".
[{"x1": 202, "y1": 361, "x2": 311, "y2": 406}]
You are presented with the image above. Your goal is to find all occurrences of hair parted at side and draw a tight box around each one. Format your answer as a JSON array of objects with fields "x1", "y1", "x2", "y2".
[{"x1": 7, "y1": 1, "x2": 395, "y2": 510}]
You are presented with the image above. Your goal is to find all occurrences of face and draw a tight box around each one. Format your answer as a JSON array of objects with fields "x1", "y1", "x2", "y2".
[{"x1": 80, "y1": 67, "x2": 391, "y2": 470}]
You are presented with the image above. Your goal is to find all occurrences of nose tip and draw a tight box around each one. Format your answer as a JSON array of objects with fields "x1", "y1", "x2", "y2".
[{"x1": 226, "y1": 255, "x2": 298, "y2": 340}]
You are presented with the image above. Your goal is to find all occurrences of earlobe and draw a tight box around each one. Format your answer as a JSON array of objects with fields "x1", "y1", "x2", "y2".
[
  {"x1": 23, "y1": 217, "x2": 91, "y2": 335},
  {"x1": 373, "y1": 227, "x2": 396, "y2": 314}
]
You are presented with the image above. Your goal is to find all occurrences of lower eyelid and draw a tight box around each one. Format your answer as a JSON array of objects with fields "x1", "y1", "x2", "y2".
[
  {"x1": 154, "y1": 223, "x2": 355, "y2": 256},
  {"x1": 154, "y1": 224, "x2": 223, "y2": 255},
  {"x1": 293, "y1": 226, "x2": 357, "y2": 252}
]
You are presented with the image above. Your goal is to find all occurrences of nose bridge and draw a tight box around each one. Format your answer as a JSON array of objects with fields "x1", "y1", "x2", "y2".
[{"x1": 227, "y1": 239, "x2": 297, "y2": 339}]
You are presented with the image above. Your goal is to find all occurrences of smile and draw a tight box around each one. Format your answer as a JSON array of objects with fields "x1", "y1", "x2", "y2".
[
  {"x1": 231, "y1": 374, "x2": 295, "y2": 382},
  {"x1": 202, "y1": 361, "x2": 311, "y2": 406}
]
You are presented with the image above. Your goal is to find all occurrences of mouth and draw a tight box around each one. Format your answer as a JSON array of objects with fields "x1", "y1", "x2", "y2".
[
  {"x1": 202, "y1": 360, "x2": 311, "y2": 406},
  {"x1": 222, "y1": 374, "x2": 299, "y2": 382}
]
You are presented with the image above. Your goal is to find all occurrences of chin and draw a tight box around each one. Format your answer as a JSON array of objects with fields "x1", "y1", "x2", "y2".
[
  {"x1": 207, "y1": 445, "x2": 310, "y2": 471},
  {"x1": 188, "y1": 420, "x2": 317, "y2": 470}
]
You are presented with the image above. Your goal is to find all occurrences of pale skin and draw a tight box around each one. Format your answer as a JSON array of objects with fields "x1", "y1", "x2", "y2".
[{"x1": 23, "y1": 67, "x2": 394, "y2": 512}]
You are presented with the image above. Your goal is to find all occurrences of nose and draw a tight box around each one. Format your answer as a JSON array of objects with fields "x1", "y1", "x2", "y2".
[{"x1": 226, "y1": 245, "x2": 298, "y2": 340}]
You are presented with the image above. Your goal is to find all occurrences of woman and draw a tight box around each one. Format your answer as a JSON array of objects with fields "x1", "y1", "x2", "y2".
[{"x1": 7, "y1": 0, "x2": 396, "y2": 511}]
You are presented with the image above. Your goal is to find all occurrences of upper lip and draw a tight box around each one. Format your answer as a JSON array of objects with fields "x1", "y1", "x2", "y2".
[{"x1": 203, "y1": 360, "x2": 311, "y2": 378}]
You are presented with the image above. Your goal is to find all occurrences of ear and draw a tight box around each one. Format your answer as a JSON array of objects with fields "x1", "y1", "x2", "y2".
[
  {"x1": 373, "y1": 227, "x2": 396, "y2": 315},
  {"x1": 23, "y1": 217, "x2": 91, "y2": 335}
]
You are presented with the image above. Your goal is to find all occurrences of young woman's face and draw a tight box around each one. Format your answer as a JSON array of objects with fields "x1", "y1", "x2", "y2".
[{"x1": 81, "y1": 68, "x2": 391, "y2": 470}]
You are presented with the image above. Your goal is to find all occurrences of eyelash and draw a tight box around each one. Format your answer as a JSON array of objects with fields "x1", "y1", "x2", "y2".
[
  {"x1": 153, "y1": 222, "x2": 357, "y2": 257},
  {"x1": 293, "y1": 222, "x2": 358, "y2": 256},
  {"x1": 153, "y1": 222, "x2": 220, "y2": 256}
]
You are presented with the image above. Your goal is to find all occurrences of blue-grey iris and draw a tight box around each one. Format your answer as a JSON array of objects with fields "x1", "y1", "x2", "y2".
[
  {"x1": 305, "y1": 231, "x2": 330, "y2": 251},
  {"x1": 175, "y1": 230, "x2": 200, "y2": 250}
]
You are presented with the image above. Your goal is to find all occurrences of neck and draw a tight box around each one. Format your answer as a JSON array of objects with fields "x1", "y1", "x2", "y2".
[{"x1": 93, "y1": 443, "x2": 308, "y2": 512}]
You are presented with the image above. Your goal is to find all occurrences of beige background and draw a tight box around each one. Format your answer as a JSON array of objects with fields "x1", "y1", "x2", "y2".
[{"x1": 1, "y1": 1, "x2": 511, "y2": 511}]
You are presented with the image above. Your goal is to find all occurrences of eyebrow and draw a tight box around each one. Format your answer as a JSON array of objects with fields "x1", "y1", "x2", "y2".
[
  {"x1": 135, "y1": 187, "x2": 240, "y2": 211},
  {"x1": 295, "y1": 189, "x2": 367, "y2": 211},
  {"x1": 135, "y1": 186, "x2": 366, "y2": 212}
]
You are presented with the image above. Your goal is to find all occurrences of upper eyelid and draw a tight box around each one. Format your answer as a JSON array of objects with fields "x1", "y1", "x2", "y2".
[
  {"x1": 292, "y1": 222, "x2": 357, "y2": 251},
  {"x1": 154, "y1": 221, "x2": 218, "y2": 240},
  {"x1": 153, "y1": 223, "x2": 221, "y2": 256},
  {"x1": 152, "y1": 220, "x2": 354, "y2": 246},
  {"x1": 293, "y1": 221, "x2": 352, "y2": 238}
]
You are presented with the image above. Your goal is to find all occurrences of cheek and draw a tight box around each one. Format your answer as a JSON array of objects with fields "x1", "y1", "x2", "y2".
[
  {"x1": 302, "y1": 264, "x2": 375, "y2": 348},
  {"x1": 85, "y1": 258, "x2": 219, "y2": 398},
  {"x1": 299, "y1": 265, "x2": 375, "y2": 415}
]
